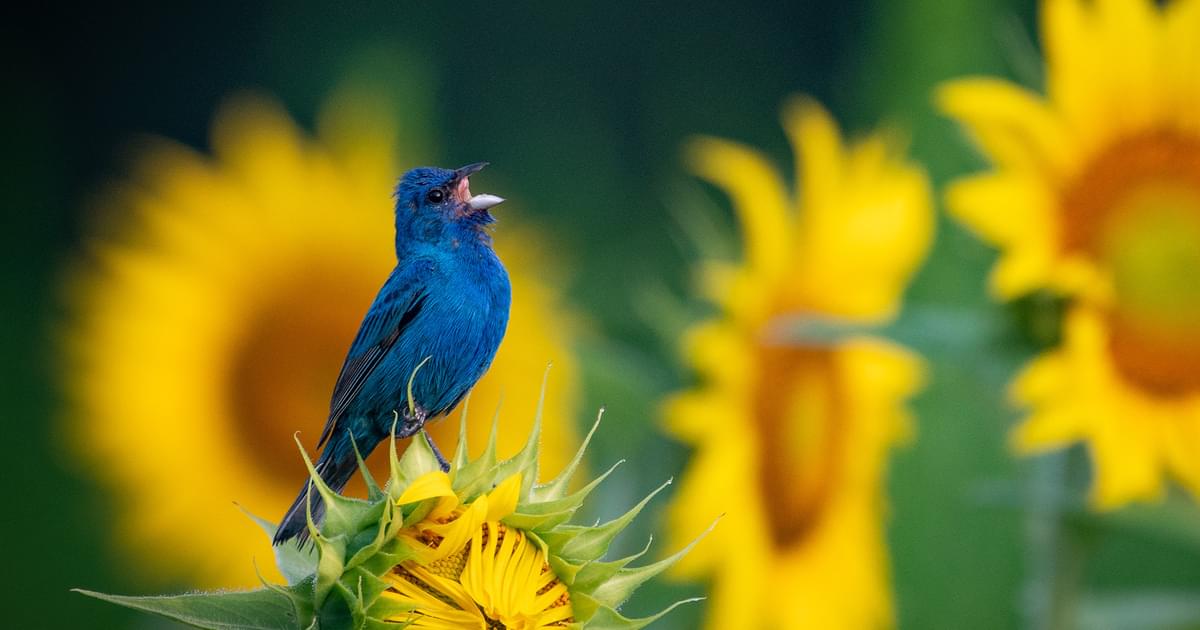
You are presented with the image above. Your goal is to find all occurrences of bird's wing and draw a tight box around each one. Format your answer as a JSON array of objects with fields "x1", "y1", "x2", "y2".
[{"x1": 317, "y1": 259, "x2": 434, "y2": 448}]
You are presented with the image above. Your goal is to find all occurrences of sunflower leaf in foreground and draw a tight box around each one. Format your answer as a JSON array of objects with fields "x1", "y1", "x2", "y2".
[{"x1": 78, "y1": 397, "x2": 710, "y2": 629}]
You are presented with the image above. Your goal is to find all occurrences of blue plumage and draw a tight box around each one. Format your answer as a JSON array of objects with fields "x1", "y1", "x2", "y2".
[{"x1": 274, "y1": 162, "x2": 510, "y2": 545}]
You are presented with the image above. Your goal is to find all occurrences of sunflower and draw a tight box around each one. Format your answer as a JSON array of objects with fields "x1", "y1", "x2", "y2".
[
  {"x1": 384, "y1": 472, "x2": 574, "y2": 628},
  {"x1": 664, "y1": 98, "x2": 932, "y2": 629},
  {"x1": 64, "y1": 86, "x2": 580, "y2": 588},
  {"x1": 1013, "y1": 305, "x2": 1200, "y2": 508},
  {"x1": 80, "y1": 406, "x2": 704, "y2": 630},
  {"x1": 939, "y1": 0, "x2": 1200, "y2": 507}
]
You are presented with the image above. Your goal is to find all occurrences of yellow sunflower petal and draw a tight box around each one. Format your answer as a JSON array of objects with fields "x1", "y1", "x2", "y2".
[
  {"x1": 792, "y1": 138, "x2": 934, "y2": 320},
  {"x1": 1088, "y1": 414, "x2": 1165, "y2": 509},
  {"x1": 937, "y1": 77, "x2": 1076, "y2": 175},
  {"x1": 1163, "y1": 411, "x2": 1200, "y2": 498},
  {"x1": 1042, "y1": 0, "x2": 1107, "y2": 144},
  {"x1": 662, "y1": 389, "x2": 739, "y2": 442},
  {"x1": 682, "y1": 320, "x2": 753, "y2": 390},
  {"x1": 397, "y1": 471, "x2": 457, "y2": 506},
  {"x1": 944, "y1": 172, "x2": 1054, "y2": 248},
  {"x1": 781, "y1": 96, "x2": 843, "y2": 215},
  {"x1": 1165, "y1": 0, "x2": 1200, "y2": 133},
  {"x1": 485, "y1": 474, "x2": 522, "y2": 522},
  {"x1": 1093, "y1": 0, "x2": 1165, "y2": 131},
  {"x1": 685, "y1": 136, "x2": 792, "y2": 289}
]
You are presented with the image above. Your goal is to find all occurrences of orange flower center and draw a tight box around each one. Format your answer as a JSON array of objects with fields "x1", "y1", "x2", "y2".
[
  {"x1": 228, "y1": 263, "x2": 376, "y2": 488},
  {"x1": 753, "y1": 333, "x2": 844, "y2": 549},
  {"x1": 1060, "y1": 130, "x2": 1200, "y2": 256},
  {"x1": 1061, "y1": 130, "x2": 1200, "y2": 397},
  {"x1": 227, "y1": 262, "x2": 474, "y2": 500}
]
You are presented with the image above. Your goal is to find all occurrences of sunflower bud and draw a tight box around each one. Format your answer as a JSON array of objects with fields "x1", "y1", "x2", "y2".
[{"x1": 78, "y1": 396, "x2": 709, "y2": 629}]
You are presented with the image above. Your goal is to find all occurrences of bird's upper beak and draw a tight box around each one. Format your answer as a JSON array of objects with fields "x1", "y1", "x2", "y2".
[{"x1": 455, "y1": 162, "x2": 505, "y2": 212}]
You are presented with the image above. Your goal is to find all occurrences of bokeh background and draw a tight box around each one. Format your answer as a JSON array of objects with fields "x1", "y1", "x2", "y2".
[{"x1": 5, "y1": 1, "x2": 1200, "y2": 628}]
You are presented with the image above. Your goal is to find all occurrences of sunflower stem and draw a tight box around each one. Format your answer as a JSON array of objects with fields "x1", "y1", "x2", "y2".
[{"x1": 1023, "y1": 447, "x2": 1094, "y2": 630}]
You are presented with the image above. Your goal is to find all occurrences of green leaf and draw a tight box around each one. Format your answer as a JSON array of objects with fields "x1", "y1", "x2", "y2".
[
  {"x1": 574, "y1": 593, "x2": 704, "y2": 629},
  {"x1": 591, "y1": 517, "x2": 718, "y2": 609},
  {"x1": 550, "y1": 479, "x2": 672, "y2": 563},
  {"x1": 313, "y1": 532, "x2": 348, "y2": 607},
  {"x1": 238, "y1": 505, "x2": 317, "y2": 586},
  {"x1": 507, "y1": 460, "x2": 625, "y2": 533},
  {"x1": 533, "y1": 407, "x2": 604, "y2": 503},
  {"x1": 489, "y1": 369, "x2": 547, "y2": 501},
  {"x1": 292, "y1": 434, "x2": 365, "y2": 540},
  {"x1": 451, "y1": 394, "x2": 472, "y2": 472},
  {"x1": 567, "y1": 538, "x2": 653, "y2": 594},
  {"x1": 396, "y1": 429, "x2": 440, "y2": 485},
  {"x1": 74, "y1": 588, "x2": 303, "y2": 630},
  {"x1": 451, "y1": 400, "x2": 503, "y2": 498},
  {"x1": 349, "y1": 432, "x2": 384, "y2": 502}
]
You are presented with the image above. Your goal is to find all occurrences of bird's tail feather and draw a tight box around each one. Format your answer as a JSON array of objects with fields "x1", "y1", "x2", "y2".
[{"x1": 273, "y1": 430, "x2": 367, "y2": 546}]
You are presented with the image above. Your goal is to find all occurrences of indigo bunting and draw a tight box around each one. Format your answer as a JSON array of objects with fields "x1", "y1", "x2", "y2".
[{"x1": 274, "y1": 162, "x2": 510, "y2": 545}]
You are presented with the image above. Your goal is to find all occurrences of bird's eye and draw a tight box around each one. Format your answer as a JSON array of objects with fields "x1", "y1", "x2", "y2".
[{"x1": 426, "y1": 189, "x2": 445, "y2": 204}]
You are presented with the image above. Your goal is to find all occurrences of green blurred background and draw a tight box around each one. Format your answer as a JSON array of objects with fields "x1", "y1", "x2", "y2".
[{"x1": 4, "y1": 1, "x2": 1200, "y2": 628}]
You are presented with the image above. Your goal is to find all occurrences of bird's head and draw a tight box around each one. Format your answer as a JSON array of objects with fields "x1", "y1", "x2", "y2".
[{"x1": 393, "y1": 163, "x2": 505, "y2": 245}]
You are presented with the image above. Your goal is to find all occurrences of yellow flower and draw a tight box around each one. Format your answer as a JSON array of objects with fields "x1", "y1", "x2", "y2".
[
  {"x1": 939, "y1": 0, "x2": 1200, "y2": 301},
  {"x1": 664, "y1": 98, "x2": 931, "y2": 629},
  {"x1": 79, "y1": 404, "x2": 703, "y2": 629},
  {"x1": 384, "y1": 472, "x2": 573, "y2": 628},
  {"x1": 940, "y1": 0, "x2": 1200, "y2": 508},
  {"x1": 1012, "y1": 305, "x2": 1200, "y2": 508},
  {"x1": 63, "y1": 87, "x2": 580, "y2": 588}
]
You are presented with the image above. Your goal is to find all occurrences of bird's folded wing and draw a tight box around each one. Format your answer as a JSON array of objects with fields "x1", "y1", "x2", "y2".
[{"x1": 317, "y1": 259, "x2": 434, "y2": 448}]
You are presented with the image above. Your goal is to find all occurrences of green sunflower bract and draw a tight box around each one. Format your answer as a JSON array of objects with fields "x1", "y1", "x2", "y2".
[{"x1": 77, "y1": 384, "x2": 710, "y2": 630}]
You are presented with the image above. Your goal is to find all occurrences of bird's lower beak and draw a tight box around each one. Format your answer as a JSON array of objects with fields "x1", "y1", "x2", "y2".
[
  {"x1": 455, "y1": 162, "x2": 505, "y2": 212},
  {"x1": 467, "y1": 193, "x2": 505, "y2": 211}
]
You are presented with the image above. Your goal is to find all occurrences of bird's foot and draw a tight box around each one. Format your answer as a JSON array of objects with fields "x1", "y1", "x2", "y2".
[
  {"x1": 425, "y1": 433, "x2": 451, "y2": 473},
  {"x1": 392, "y1": 406, "x2": 446, "y2": 470},
  {"x1": 394, "y1": 406, "x2": 428, "y2": 438}
]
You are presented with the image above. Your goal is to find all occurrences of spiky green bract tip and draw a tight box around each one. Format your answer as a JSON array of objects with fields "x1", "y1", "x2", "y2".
[{"x1": 77, "y1": 383, "x2": 710, "y2": 630}]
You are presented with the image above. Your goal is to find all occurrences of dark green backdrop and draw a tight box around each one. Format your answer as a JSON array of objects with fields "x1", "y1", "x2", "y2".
[{"x1": 7, "y1": 2, "x2": 1198, "y2": 629}]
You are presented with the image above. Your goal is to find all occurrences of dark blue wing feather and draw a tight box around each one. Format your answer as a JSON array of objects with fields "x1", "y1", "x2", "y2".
[{"x1": 317, "y1": 260, "x2": 433, "y2": 447}]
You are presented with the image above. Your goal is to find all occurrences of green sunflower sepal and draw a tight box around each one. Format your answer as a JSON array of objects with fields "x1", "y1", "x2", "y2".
[{"x1": 77, "y1": 398, "x2": 712, "y2": 630}]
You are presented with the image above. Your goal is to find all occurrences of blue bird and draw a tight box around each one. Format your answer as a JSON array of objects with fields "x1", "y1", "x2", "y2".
[{"x1": 274, "y1": 162, "x2": 510, "y2": 545}]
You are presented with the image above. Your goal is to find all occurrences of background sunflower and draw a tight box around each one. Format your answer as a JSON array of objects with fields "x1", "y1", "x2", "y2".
[
  {"x1": 5, "y1": 1, "x2": 1200, "y2": 629},
  {"x1": 664, "y1": 98, "x2": 931, "y2": 629},
  {"x1": 64, "y1": 82, "x2": 583, "y2": 589},
  {"x1": 942, "y1": 0, "x2": 1200, "y2": 513}
]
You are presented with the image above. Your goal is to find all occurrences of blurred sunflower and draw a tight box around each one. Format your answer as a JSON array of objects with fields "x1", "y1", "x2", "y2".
[
  {"x1": 64, "y1": 86, "x2": 580, "y2": 588},
  {"x1": 1013, "y1": 305, "x2": 1200, "y2": 508},
  {"x1": 664, "y1": 98, "x2": 932, "y2": 629},
  {"x1": 940, "y1": 0, "x2": 1200, "y2": 301},
  {"x1": 940, "y1": 0, "x2": 1200, "y2": 507}
]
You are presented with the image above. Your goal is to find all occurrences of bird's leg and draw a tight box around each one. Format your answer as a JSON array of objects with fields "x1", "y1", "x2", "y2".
[
  {"x1": 396, "y1": 405, "x2": 427, "y2": 438},
  {"x1": 394, "y1": 404, "x2": 448, "y2": 471},
  {"x1": 425, "y1": 433, "x2": 451, "y2": 473}
]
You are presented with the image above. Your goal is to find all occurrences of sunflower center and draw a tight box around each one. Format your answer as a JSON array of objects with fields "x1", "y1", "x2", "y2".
[
  {"x1": 1060, "y1": 129, "x2": 1200, "y2": 256},
  {"x1": 1059, "y1": 131, "x2": 1200, "y2": 396},
  {"x1": 1060, "y1": 130, "x2": 1200, "y2": 397},
  {"x1": 228, "y1": 264, "x2": 379, "y2": 489},
  {"x1": 753, "y1": 334, "x2": 843, "y2": 549}
]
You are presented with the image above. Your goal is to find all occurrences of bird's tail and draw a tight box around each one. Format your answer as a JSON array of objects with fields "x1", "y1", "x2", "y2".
[{"x1": 273, "y1": 430, "x2": 369, "y2": 546}]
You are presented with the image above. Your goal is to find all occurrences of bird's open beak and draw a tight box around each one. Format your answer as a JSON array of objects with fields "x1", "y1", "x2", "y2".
[
  {"x1": 456, "y1": 162, "x2": 489, "y2": 178},
  {"x1": 455, "y1": 162, "x2": 506, "y2": 212}
]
